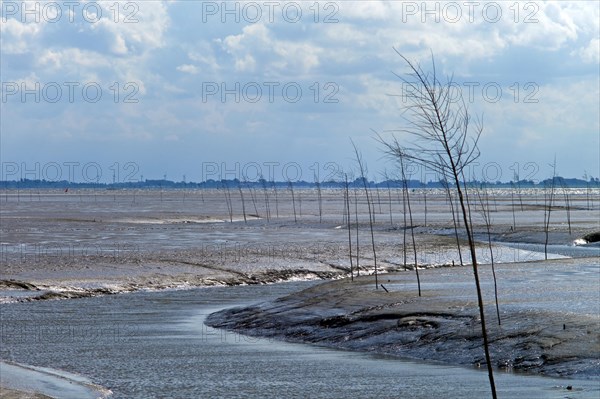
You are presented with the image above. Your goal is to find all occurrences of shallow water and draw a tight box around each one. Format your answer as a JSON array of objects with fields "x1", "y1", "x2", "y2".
[
  {"x1": 0, "y1": 361, "x2": 110, "y2": 399},
  {"x1": 496, "y1": 241, "x2": 600, "y2": 259},
  {"x1": 1, "y1": 282, "x2": 599, "y2": 398}
]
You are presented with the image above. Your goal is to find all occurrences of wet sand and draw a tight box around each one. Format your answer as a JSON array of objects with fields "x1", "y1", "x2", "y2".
[
  {"x1": 0, "y1": 388, "x2": 53, "y2": 399},
  {"x1": 0, "y1": 390, "x2": 52, "y2": 399},
  {"x1": 1, "y1": 188, "x2": 597, "y2": 302},
  {"x1": 207, "y1": 257, "x2": 600, "y2": 379},
  {"x1": 0, "y1": 361, "x2": 109, "y2": 399}
]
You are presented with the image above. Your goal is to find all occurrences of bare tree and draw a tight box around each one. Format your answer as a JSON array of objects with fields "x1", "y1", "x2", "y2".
[
  {"x1": 375, "y1": 183, "x2": 383, "y2": 215},
  {"x1": 400, "y1": 176, "x2": 408, "y2": 270},
  {"x1": 345, "y1": 173, "x2": 354, "y2": 281},
  {"x1": 247, "y1": 182, "x2": 260, "y2": 218},
  {"x1": 378, "y1": 52, "x2": 497, "y2": 398},
  {"x1": 272, "y1": 180, "x2": 279, "y2": 219},
  {"x1": 441, "y1": 178, "x2": 463, "y2": 266},
  {"x1": 351, "y1": 140, "x2": 378, "y2": 289},
  {"x1": 513, "y1": 171, "x2": 524, "y2": 212},
  {"x1": 583, "y1": 171, "x2": 590, "y2": 210},
  {"x1": 221, "y1": 181, "x2": 234, "y2": 222},
  {"x1": 260, "y1": 176, "x2": 271, "y2": 222},
  {"x1": 559, "y1": 178, "x2": 572, "y2": 235},
  {"x1": 386, "y1": 181, "x2": 394, "y2": 227},
  {"x1": 398, "y1": 153, "x2": 421, "y2": 296},
  {"x1": 288, "y1": 180, "x2": 297, "y2": 223},
  {"x1": 315, "y1": 172, "x2": 323, "y2": 223},
  {"x1": 476, "y1": 185, "x2": 501, "y2": 325},
  {"x1": 237, "y1": 182, "x2": 247, "y2": 224},
  {"x1": 354, "y1": 181, "x2": 361, "y2": 276},
  {"x1": 382, "y1": 170, "x2": 394, "y2": 227},
  {"x1": 544, "y1": 157, "x2": 557, "y2": 260},
  {"x1": 510, "y1": 181, "x2": 517, "y2": 231},
  {"x1": 423, "y1": 185, "x2": 428, "y2": 227}
]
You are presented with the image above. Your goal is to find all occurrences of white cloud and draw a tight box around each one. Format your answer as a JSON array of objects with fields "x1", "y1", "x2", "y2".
[
  {"x1": 575, "y1": 38, "x2": 600, "y2": 64},
  {"x1": 188, "y1": 47, "x2": 220, "y2": 72},
  {"x1": 222, "y1": 23, "x2": 268, "y2": 56},
  {"x1": 498, "y1": 1, "x2": 598, "y2": 52},
  {"x1": 2, "y1": 0, "x2": 599, "y2": 180},
  {"x1": 0, "y1": 18, "x2": 42, "y2": 54},
  {"x1": 94, "y1": 1, "x2": 170, "y2": 54},
  {"x1": 234, "y1": 54, "x2": 256, "y2": 72},
  {"x1": 272, "y1": 41, "x2": 321, "y2": 72},
  {"x1": 339, "y1": 1, "x2": 389, "y2": 20},
  {"x1": 176, "y1": 64, "x2": 199, "y2": 74},
  {"x1": 480, "y1": 76, "x2": 600, "y2": 150},
  {"x1": 220, "y1": 23, "x2": 324, "y2": 74},
  {"x1": 112, "y1": 34, "x2": 128, "y2": 55},
  {"x1": 35, "y1": 47, "x2": 110, "y2": 70},
  {"x1": 37, "y1": 49, "x2": 63, "y2": 69}
]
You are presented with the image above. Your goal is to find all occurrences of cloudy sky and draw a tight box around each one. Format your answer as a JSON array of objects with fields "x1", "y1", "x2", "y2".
[{"x1": 1, "y1": 1, "x2": 598, "y2": 183}]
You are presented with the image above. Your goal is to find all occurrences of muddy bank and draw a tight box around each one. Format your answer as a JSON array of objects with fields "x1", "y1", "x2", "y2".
[
  {"x1": 0, "y1": 361, "x2": 110, "y2": 399},
  {"x1": 0, "y1": 387, "x2": 53, "y2": 399},
  {"x1": 0, "y1": 269, "x2": 341, "y2": 303},
  {"x1": 582, "y1": 231, "x2": 600, "y2": 244},
  {"x1": 206, "y1": 257, "x2": 600, "y2": 380}
]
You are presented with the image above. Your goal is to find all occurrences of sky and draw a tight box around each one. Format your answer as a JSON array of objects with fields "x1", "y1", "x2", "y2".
[{"x1": 1, "y1": 0, "x2": 599, "y2": 184}]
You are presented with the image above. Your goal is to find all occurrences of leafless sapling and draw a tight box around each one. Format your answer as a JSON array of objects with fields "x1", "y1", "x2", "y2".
[
  {"x1": 352, "y1": 141, "x2": 377, "y2": 287},
  {"x1": 354, "y1": 181, "x2": 361, "y2": 276},
  {"x1": 260, "y1": 176, "x2": 271, "y2": 222},
  {"x1": 315, "y1": 172, "x2": 323, "y2": 223},
  {"x1": 398, "y1": 153, "x2": 421, "y2": 296},
  {"x1": 345, "y1": 173, "x2": 354, "y2": 280},
  {"x1": 543, "y1": 157, "x2": 557, "y2": 260},
  {"x1": 560, "y1": 179, "x2": 572, "y2": 235},
  {"x1": 288, "y1": 180, "x2": 297, "y2": 223},
  {"x1": 238, "y1": 182, "x2": 247, "y2": 223},
  {"x1": 382, "y1": 170, "x2": 394, "y2": 227},
  {"x1": 272, "y1": 180, "x2": 279, "y2": 219},
  {"x1": 377, "y1": 52, "x2": 497, "y2": 398},
  {"x1": 441, "y1": 178, "x2": 463, "y2": 266},
  {"x1": 476, "y1": 185, "x2": 501, "y2": 325},
  {"x1": 221, "y1": 181, "x2": 233, "y2": 222}
]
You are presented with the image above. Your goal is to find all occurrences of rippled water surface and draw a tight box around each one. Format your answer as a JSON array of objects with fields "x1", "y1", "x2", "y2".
[{"x1": 2, "y1": 282, "x2": 599, "y2": 398}]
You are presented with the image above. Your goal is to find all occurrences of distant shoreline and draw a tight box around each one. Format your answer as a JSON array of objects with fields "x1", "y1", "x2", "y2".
[{"x1": 2, "y1": 177, "x2": 599, "y2": 190}]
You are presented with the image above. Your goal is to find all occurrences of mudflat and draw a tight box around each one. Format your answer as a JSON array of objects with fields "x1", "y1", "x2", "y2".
[
  {"x1": 207, "y1": 257, "x2": 600, "y2": 379},
  {"x1": 1, "y1": 188, "x2": 598, "y2": 302}
]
